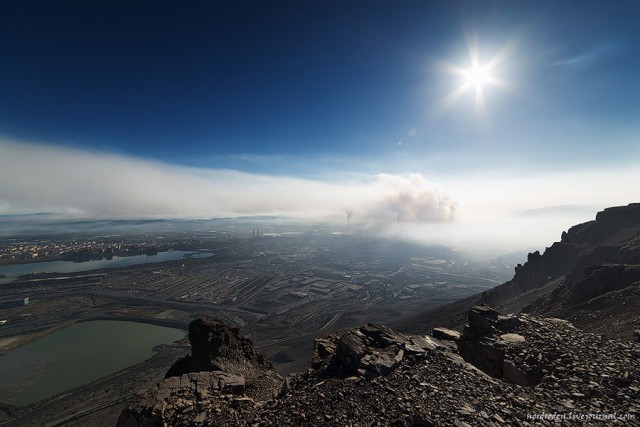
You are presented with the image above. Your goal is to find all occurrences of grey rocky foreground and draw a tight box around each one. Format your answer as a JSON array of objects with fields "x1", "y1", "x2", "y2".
[{"x1": 118, "y1": 307, "x2": 640, "y2": 426}]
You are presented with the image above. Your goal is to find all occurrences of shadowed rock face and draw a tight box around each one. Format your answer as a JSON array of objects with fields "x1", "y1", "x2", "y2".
[
  {"x1": 561, "y1": 264, "x2": 640, "y2": 307},
  {"x1": 117, "y1": 317, "x2": 282, "y2": 427},
  {"x1": 164, "y1": 317, "x2": 278, "y2": 388},
  {"x1": 483, "y1": 203, "x2": 640, "y2": 304},
  {"x1": 185, "y1": 317, "x2": 269, "y2": 373},
  {"x1": 596, "y1": 204, "x2": 640, "y2": 227},
  {"x1": 396, "y1": 203, "x2": 640, "y2": 342}
]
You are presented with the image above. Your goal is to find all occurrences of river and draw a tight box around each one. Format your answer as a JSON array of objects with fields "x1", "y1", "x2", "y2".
[{"x1": 0, "y1": 250, "x2": 213, "y2": 281}]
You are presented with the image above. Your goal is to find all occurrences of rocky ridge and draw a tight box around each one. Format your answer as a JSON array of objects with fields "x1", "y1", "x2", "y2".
[
  {"x1": 118, "y1": 306, "x2": 640, "y2": 426},
  {"x1": 398, "y1": 204, "x2": 640, "y2": 341},
  {"x1": 480, "y1": 204, "x2": 640, "y2": 329}
]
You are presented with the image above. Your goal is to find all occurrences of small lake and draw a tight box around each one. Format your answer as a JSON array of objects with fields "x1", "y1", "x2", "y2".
[
  {"x1": 0, "y1": 250, "x2": 213, "y2": 281},
  {"x1": 0, "y1": 320, "x2": 185, "y2": 406}
]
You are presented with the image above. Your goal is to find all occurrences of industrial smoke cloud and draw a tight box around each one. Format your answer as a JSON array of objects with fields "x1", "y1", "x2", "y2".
[{"x1": 368, "y1": 173, "x2": 455, "y2": 223}]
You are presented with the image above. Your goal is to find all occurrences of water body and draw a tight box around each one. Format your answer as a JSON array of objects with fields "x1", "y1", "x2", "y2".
[
  {"x1": 0, "y1": 320, "x2": 185, "y2": 406},
  {"x1": 0, "y1": 250, "x2": 213, "y2": 280}
]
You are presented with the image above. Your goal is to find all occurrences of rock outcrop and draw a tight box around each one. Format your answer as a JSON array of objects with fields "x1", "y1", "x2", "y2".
[
  {"x1": 119, "y1": 306, "x2": 640, "y2": 426},
  {"x1": 310, "y1": 323, "x2": 453, "y2": 380},
  {"x1": 559, "y1": 264, "x2": 640, "y2": 308},
  {"x1": 117, "y1": 316, "x2": 282, "y2": 427},
  {"x1": 458, "y1": 305, "x2": 541, "y2": 386},
  {"x1": 165, "y1": 317, "x2": 276, "y2": 382}
]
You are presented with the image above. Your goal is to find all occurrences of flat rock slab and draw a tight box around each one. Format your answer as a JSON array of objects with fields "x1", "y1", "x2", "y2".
[
  {"x1": 432, "y1": 327, "x2": 461, "y2": 342},
  {"x1": 499, "y1": 333, "x2": 525, "y2": 343}
]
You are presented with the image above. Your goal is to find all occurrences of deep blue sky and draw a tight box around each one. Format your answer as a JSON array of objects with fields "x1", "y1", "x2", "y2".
[{"x1": 1, "y1": 0, "x2": 639, "y2": 173}]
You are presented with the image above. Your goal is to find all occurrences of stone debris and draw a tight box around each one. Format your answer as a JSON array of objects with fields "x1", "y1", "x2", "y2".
[{"x1": 118, "y1": 307, "x2": 640, "y2": 426}]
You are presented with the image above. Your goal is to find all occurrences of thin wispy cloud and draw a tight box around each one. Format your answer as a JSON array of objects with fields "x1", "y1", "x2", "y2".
[{"x1": 551, "y1": 40, "x2": 620, "y2": 70}]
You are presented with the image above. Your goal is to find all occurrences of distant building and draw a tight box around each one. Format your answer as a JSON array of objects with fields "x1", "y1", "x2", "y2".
[
  {"x1": 287, "y1": 291, "x2": 308, "y2": 300},
  {"x1": 24, "y1": 297, "x2": 29, "y2": 305}
]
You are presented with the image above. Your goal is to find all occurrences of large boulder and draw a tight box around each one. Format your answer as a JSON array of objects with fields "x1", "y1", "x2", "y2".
[
  {"x1": 458, "y1": 337, "x2": 506, "y2": 378},
  {"x1": 465, "y1": 304, "x2": 500, "y2": 336},
  {"x1": 458, "y1": 306, "x2": 543, "y2": 387},
  {"x1": 311, "y1": 336, "x2": 338, "y2": 369},
  {"x1": 328, "y1": 323, "x2": 406, "y2": 377}
]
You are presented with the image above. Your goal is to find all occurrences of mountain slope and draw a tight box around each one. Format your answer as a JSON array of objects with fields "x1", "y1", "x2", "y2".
[
  {"x1": 398, "y1": 203, "x2": 640, "y2": 341},
  {"x1": 481, "y1": 203, "x2": 640, "y2": 340}
]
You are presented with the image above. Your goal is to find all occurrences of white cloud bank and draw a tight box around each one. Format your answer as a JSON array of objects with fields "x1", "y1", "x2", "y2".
[
  {"x1": 0, "y1": 139, "x2": 454, "y2": 224},
  {"x1": 1, "y1": 138, "x2": 638, "y2": 253}
]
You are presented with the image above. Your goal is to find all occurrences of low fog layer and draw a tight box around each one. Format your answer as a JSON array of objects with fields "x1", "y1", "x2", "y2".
[
  {"x1": 0, "y1": 139, "x2": 454, "y2": 223},
  {"x1": 1, "y1": 139, "x2": 638, "y2": 253}
]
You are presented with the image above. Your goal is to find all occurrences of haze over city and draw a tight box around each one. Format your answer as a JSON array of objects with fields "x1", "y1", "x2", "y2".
[{"x1": 1, "y1": 0, "x2": 639, "y2": 251}]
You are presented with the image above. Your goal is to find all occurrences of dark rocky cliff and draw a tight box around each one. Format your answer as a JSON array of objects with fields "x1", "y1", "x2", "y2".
[
  {"x1": 482, "y1": 203, "x2": 640, "y2": 305},
  {"x1": 478, "y1": 203, "x2": 640, "y2": 339},
  {"x1": 397, "y1": 203, "x2": 640, "y2": 340}
]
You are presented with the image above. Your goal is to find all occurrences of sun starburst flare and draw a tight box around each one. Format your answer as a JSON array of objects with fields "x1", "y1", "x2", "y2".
[{"x1": 435, "y1": 37, "x2": 515, "y2": 120}]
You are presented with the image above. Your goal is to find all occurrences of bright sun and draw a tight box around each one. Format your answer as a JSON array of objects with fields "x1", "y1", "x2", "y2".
[
  {"x1": 436, "y1": 38, "x2": 514, "y2": 118},
  {"x1": 463, "y1": 65, "x2": 490, "y2": 89}
]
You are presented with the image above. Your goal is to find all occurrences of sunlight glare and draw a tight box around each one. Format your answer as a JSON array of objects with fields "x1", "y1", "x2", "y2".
[
  {"x1": 435, "y1": 36, "x2": 515, "y2": 120},
  {"x1": 463, "y1": 65, "x2": 490, "y2": 89}
]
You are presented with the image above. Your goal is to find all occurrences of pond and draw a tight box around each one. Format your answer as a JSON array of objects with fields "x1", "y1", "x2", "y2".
[{"x1": 0, "y1": 320, "x2": 185, "y2": 406}]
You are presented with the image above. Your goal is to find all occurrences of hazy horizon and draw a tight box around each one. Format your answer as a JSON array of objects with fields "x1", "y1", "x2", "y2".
[{"x1": 1, "y1": 1, "x2": 639, "y2": 253}]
